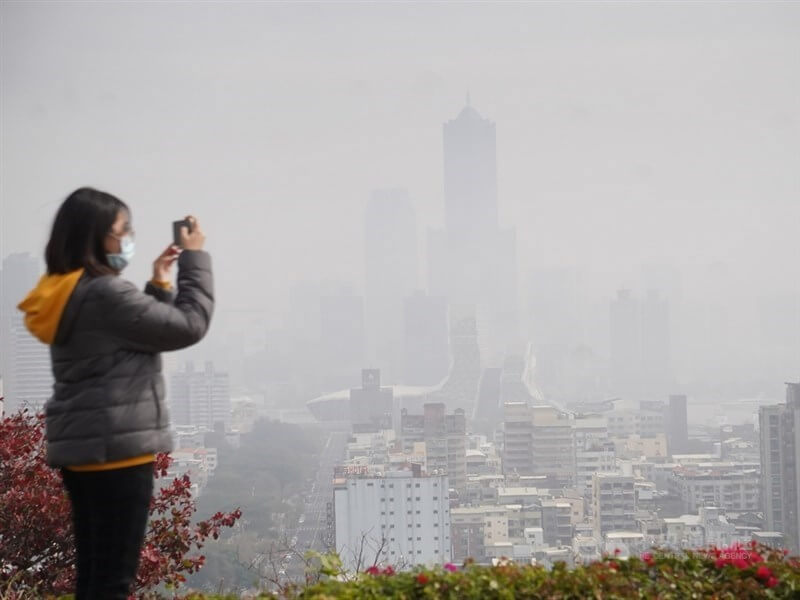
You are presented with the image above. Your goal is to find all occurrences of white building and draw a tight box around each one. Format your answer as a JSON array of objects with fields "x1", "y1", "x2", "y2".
[
  {"x1": 169, "y1": 361, "x2": 230, "y2": 431},
  {"x1": 663, "y1": 515, "x2": 704, "y2": 549},
  {"x1": 334, "y1": 470, "x2": 451, "y2": 571}
]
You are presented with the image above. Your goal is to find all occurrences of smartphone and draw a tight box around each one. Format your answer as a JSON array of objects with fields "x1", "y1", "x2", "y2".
[{"x1": 172, "y1": 219, "x2": 192, "y2": 247}]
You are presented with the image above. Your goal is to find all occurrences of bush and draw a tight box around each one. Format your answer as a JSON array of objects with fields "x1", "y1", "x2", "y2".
[
  {"x1": 0, "y1": 411, "x2": 241, "y2": 598},
  {"x1": 281, "y1": 543, "x2": 800, "y2": 599}
]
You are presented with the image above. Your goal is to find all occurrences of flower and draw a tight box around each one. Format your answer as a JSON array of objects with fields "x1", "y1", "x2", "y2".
[
  {"x1": 444, "y1": 562, "x2": 458, "y2": 572},
  {"x1": 767, "y1": 576, "x2": 779, "y2": 588},
  {"x1": 756, "y1": 565, "x2": 772, "y2": 580},
  {"x1": 641, "y1": 552, "x2": 654, "y2": 565},
  {"x1": 365, "y1": 566, "x2": 380, "y2": 576},
  {"x1": 613, "y1": 548, "x2": 621, "y2": 555},
  {"x1": 608, "y1": 561, "x2": 619, "y2": 571},
  {"x1": 416, "y1": 573, "x2": 429, "y2": 585},
  {"x1": 382, "y1": 565, "x2": 395, "y2": 576}
]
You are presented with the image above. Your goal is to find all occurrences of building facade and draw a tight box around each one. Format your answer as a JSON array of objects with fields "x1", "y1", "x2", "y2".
[
  {"x1": 333, "y1": 471, "x2": 451, "y2": 571},
  {"x1": 759, "y1": 382, "x2": 800, "y2": 554}
]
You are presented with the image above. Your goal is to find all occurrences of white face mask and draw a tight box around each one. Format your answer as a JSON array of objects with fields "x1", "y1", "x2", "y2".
[{"x1": 107, "y1": 234, "x2": 136, "y2": 271}]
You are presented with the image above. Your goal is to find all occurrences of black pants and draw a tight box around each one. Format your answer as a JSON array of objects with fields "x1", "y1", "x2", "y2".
[{"x1": 61, "y1": 463, "x2": 154, "y2": 600}]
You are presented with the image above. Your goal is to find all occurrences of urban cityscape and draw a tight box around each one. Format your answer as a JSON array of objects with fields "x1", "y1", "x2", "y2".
[
  {"x1": 2, "y1": 100, "x2": 799, "y2": 591},
  {"x1": 1, "y1": 2, "x2": 798, "y2": 597}
]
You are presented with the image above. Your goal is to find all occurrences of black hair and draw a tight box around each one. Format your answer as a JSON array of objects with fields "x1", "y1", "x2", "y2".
[{"x1": 45, "y1": 187, "x2": 130, "y2": 276}]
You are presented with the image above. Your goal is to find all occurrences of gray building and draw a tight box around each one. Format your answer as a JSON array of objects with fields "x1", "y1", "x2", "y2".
[
  {"x1": 666, "y1": 394, "x2": 689, "y2": 455},
  {"x1": 759, "y1": 382, "x2": 800, "y2": 554},
  {"x1": 364, "y1": 189, "x2": 418, "y2": 380},
  {"x1": 400, "y1": 402, "x2": 467, "y2": 492},
  {"x1": 1, "y1": 253, "x2": 53, "y2": 415},
  {"x1": 403, "y1": 291, "x2": 449, "y2": 386}
]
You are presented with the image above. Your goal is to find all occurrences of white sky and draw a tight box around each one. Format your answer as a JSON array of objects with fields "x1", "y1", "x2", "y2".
[{"x1": 2, "y1": 1, "x2": 798, "y2": 321}]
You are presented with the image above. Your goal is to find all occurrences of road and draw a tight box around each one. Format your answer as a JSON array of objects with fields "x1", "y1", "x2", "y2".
[{"x1": 282, "y1": 428, "x2": 349, "y2": 578}]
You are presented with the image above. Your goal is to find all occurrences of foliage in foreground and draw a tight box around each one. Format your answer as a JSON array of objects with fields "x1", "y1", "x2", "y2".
[
  {"x1": 0, "y1": 411, "x2": 241, "y2": 598},
  {"x1": 181, "y1": 543, "x2": 800, "y2": 600}
]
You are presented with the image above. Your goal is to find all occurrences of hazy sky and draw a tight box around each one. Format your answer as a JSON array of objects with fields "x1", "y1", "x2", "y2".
[{"x1": 2, "y1": 1, "x2": 798, "y2": 322}]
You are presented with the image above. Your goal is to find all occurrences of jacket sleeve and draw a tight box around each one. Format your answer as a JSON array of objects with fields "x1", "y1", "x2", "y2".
[
  {"x1": 103, "y1": 250, "x2": 214, "y2": 353},
  {"x1": 144, "y1": 281, "x2": 175, "y2": 304}
]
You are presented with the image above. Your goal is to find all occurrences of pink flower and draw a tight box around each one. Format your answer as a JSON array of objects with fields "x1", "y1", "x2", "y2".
[
  {"x1": 767, "y1": 576, "x2": 779, "y2": 588},
  {"x1": 382, "y1": 565, "x2": 395, "y2": 576},
  {"x1": 444, "y1": 562, "x2": 458, "y2": 572},
  {"x1": 365, "y1": 565, "x2": 380, "y2": 576},
  {"x1": 733, "y1": 558, "x2": 749, "y2": 570},
  {"x1": 756, "y1": 565, "x2": 772, "y2": 580},
  {"x1": 613, "y1": 548, "x2": 621, "y2": 555},
  {"x1": 641, "y1": 552, "x2": 654, "y2": 565}
]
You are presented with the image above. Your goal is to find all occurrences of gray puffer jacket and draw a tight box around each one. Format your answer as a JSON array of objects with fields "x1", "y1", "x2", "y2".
[{"x1": 44, "y1": 250, "x2": 213, "y2": 467}]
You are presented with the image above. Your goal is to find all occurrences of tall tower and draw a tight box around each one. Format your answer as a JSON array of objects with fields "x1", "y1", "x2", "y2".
[
  {"x1": 442, "y1": 104, "x2": 498, "y2": 242},
  {"x1": 428, "y1": 103, "x2": 518, "y2": 366}
]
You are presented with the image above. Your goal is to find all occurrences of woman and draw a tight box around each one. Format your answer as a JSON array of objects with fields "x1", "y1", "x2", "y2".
[{"x1": 17, "y1": 187, "x2": 214, "y2": 599}]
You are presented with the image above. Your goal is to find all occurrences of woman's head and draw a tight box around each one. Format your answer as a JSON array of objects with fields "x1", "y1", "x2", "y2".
[{"x1": 46, "y1": 187, "x2": 132, "y2": 276}]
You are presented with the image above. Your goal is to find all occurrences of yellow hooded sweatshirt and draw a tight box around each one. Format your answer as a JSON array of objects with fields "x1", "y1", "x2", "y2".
[{"x1": 18, "y1": 269, "x2": 155, "y2": 472}]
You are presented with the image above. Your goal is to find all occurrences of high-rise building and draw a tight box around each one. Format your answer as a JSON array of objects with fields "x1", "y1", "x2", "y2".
[
  {"x1": 609, "y1": 289, "x2": 673, "y2": 398},
  {"x1": 1, "y1": 253, "x2": 53, "y2": 414},
  {"x1": 320, "y1": 290, "x2": 365, "y2": 386},
  {"x1": 759, "y1": 382, "x2": 800, "y2": 554},
  {"x1": 427, "y1": 103, "x2": 517, "y2": 363},
  {"x1": 501, "y1": 402, "x2": 574, "y2": 486},
  {"x1": 609, "y1": 289, "x2": 641, "y2": 396},
  {"x1": 333, "y1": 470, "x2": 451, "y2": 571},
  {"x1": 364, "y1": 189, "x2": 418, "y2": 379},
  {"x1": 641, "y1": 290, "x2": 672, "y2": 391},
  {"x1": 400, "y1": 402, "x2": 467, "y2": 492},
  {"x1": 402, "y1": 291, "x2": 449, "y2": 386},
  {"x1": 592, "y1": 472, "x2": 636, "y2": 538},
  {"x1": 169, "y1": 361, "x2": 230, "y2": 431},
  {"x1": 666, "y1": 394, "x2": 689, "y2": 455}
]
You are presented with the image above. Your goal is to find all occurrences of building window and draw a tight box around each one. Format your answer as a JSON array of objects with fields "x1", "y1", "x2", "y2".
[{"x1": 415, "y1": 483, "x2": 421, "y2": 488}]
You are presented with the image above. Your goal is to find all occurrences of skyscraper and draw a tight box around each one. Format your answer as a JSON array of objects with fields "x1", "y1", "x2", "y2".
[
  {"x1": 666, "y1": 394, "x2": 689, "y2": 456},
  {"x1": 364, "y1": 189, "x2": 418, "y2": 380},
  {"x1": 759, "y1": 382, "x2": 800, "y2": 554},
  {"x1": 427, "y1": 102, "x2": 518, "y2": 364},
  {"x1": 402, "y1": 291, "x2": 449, "y2": 386},
  {"x1": 641, "y1": 290, "x2": 672, "y2": 392},
  {"x1": 1, "y1": 253, "x2": 53, "y2": 414},
  {"x1": 609, "y1": 289, "x2": 641, "y2": 396}
]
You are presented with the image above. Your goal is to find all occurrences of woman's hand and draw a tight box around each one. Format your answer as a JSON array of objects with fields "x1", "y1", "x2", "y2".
[
  {"x1": 153, "y1": 245, "x2": 180, "y2": 283},
  {"x1": 180, "y1": 215, "x2": 206, "y2": 251}
]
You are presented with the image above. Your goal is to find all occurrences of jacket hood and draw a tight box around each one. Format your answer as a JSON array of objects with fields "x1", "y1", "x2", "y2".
[{"x1": 18, "y1": 269, "x2": 84, "y2": 345}]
